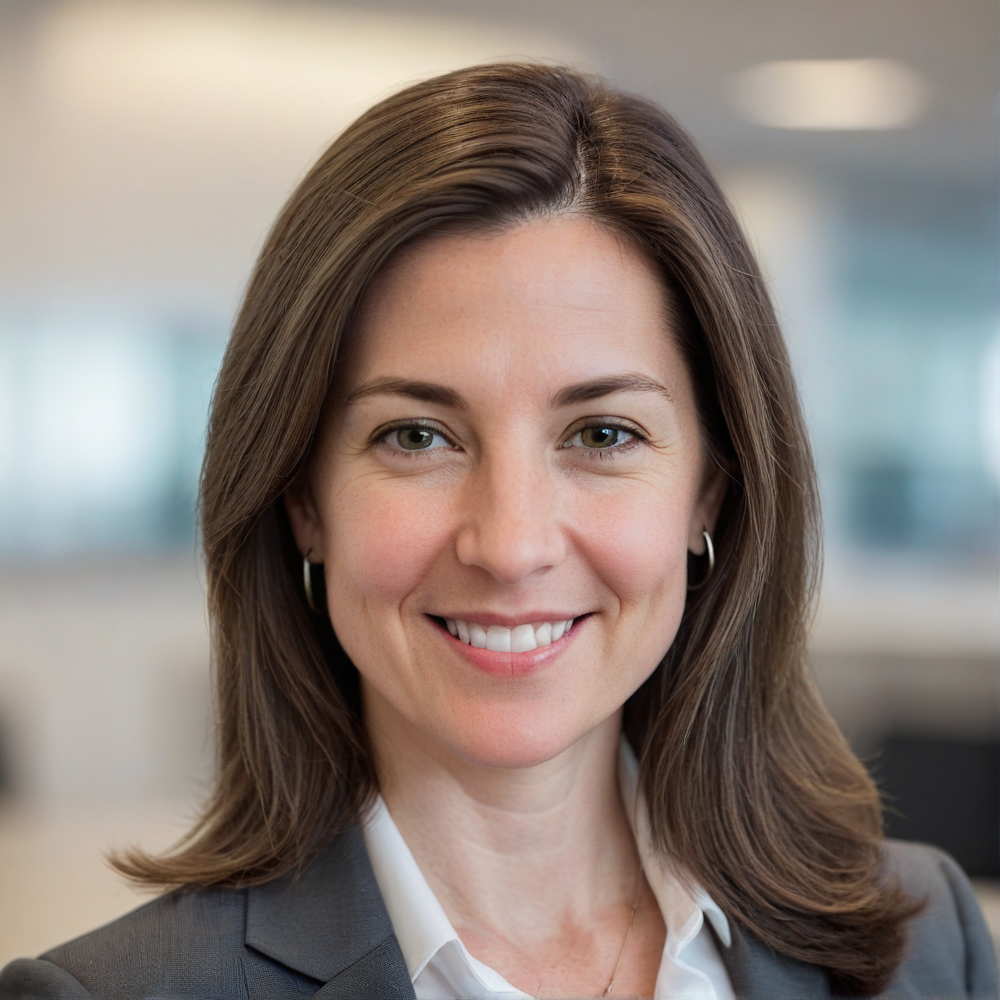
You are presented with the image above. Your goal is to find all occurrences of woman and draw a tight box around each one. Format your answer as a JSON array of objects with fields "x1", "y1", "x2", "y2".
[{"x1": 2, "y1": 63, "x2": 994, "y2": 999}]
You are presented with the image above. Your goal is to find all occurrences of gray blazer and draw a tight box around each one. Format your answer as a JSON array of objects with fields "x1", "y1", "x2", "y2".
[{"x1": 1, "y1": 833, "x2": 996, "y2": 999}]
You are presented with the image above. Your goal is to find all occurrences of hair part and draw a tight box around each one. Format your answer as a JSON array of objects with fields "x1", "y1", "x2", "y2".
[{"x1": 113, "y1": 62, "x2": 918, "y2": 994}]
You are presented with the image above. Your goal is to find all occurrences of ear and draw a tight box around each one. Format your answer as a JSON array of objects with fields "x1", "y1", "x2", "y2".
[
  {"x1": 283, "y1": 471, "x2": 327, "y2": 562},
  {"x1": 688, "y1": 462, "x2": 728, "y2": 555}
]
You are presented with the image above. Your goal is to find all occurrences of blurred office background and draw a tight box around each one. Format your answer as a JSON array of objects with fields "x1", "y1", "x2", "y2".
[{"x1": 0, "y1": 0, "x2": 997, "y2": 964}]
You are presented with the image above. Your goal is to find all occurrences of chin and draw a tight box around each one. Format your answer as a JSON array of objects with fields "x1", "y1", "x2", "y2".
[{"x1": 433, "y1": 701, "x2": 601, "y2": 770}]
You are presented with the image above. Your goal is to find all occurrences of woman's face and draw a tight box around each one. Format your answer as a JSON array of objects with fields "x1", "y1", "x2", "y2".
[{"x1": 286, "y1": 215, "x2": 724, "y2": 769}]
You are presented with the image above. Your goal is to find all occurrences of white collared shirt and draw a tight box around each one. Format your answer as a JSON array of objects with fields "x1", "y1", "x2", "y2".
[{"x1": 363, "y1": 741, "x2": 735, "y2": 999}]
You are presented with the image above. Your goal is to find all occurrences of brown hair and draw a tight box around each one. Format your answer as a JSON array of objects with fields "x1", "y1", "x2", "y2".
[{"x1": 115, "y1": 63, "x2": 917, "y2": 993}]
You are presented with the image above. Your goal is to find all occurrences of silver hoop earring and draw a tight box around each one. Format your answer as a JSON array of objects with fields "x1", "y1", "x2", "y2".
[
  {"x1": 687, "y1": 530, "x2": 715, "y2": 591},
  {"x1": 303, "y1": 549, "x2": 322, "y2": 614}
]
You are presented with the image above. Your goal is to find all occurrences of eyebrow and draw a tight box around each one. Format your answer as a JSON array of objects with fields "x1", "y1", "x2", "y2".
[
  {"x1": 343, "y1": 372, "x2": 672, "y2": 409},
  {"x1": 553, "y1": 374, "x2": 673, "y2": 407},
  {"x1": 344, "y1": 377, "x2": 467, "y2": 408}
]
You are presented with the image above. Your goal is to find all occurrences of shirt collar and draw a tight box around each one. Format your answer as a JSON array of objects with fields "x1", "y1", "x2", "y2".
[
  {"x1": 362, "y1": 736, "x2": 731, "y2": 987},
  {"x1": 363, "y1": 797, "x2": 522, "y2": 995},
  {"x1": 362, "y1": 793, "x2": 458, "y2": 982},
  {"x1": 617, "y1": 739, "x2": 731, "y2": 949}
]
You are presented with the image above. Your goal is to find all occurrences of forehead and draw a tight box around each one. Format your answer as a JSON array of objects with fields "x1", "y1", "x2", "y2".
[{"x1": 341, "y1": 214, "x2": 681, "y2": 393}]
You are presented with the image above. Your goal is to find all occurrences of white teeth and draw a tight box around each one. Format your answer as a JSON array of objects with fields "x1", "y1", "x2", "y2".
[
  {"x1": 444, "y1": 617, "x2": 577, "y2": 651},
  {"x1": 486, "y1": 625, "x2": 511, "y2": 652},
  {"x1": 511, "y1": 624, "x2": 536, "y2": 652}
]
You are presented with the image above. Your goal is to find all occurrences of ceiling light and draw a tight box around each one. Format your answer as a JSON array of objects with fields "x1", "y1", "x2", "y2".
[{"x1": 733, "y1": 58, "x2": 927, "y2": 130}]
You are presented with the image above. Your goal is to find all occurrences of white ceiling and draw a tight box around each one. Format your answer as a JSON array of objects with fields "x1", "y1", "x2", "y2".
[{"x1": 387, "y1": 0, "x2": 998, "y2": 186}]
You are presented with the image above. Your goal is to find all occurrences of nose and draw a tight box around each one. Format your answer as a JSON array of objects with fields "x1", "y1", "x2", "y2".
[{"x1": 454, "y1": 447, "x2": 566, "y2": 585}]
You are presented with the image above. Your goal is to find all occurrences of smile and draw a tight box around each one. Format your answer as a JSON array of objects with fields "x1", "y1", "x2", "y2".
[{"x1": 442, "y1": 618, "x2": 575, "y2": 652}]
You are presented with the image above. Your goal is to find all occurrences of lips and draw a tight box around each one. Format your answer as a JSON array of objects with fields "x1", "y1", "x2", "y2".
[{"x1": 442, "y1": 617, "x2": 575, "y2": 652}]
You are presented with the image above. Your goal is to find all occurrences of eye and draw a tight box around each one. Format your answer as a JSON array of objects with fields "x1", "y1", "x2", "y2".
[
  {"x1": 563, "y1": 421, "x2": 640, "y2": 453},
  {"x1": 381, "y1": 424, "x2": 452, "y2": 452},
  {"x1": 581, "y1": 425, "x2": 625, "y2": 448}
]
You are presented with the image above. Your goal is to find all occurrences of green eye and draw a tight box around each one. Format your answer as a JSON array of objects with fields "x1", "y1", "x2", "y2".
[
  {"x1": 395, "y1": 427, "x2": 436, "y2": 450},
  {"x1": 581, "y1": 426, "x2": 620, "y2": 448},
  {"x1": 562, "y1": 422, "x2": 639, "y2": 455}
]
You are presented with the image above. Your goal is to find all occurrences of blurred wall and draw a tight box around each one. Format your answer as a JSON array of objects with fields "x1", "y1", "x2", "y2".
[{"x1": 0, "y1": 559, "x2": 211, "y2": 802}]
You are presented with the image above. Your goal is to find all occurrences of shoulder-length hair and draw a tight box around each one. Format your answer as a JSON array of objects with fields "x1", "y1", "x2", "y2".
[{"x1": 116, "y1": 62, "x2": 916, "y2": 993}]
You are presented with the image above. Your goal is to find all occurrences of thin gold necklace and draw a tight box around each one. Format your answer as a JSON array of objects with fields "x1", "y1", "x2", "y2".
[{"x1": 603, "y1": 864, "x2": 644, "y2": 996}]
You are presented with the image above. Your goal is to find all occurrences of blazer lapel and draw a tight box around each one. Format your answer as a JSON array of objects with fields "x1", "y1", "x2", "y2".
[
  {"x1": 718, "y1": 921, "x2": 831, "y2": 1000},
  {"x1": 245, "y1": 827, "x2": 415, "y2": 999}
]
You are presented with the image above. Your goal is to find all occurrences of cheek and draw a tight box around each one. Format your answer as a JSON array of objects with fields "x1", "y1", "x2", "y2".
[
  {"x1": 588, "y1": 490, "x2": 692, "y2": 697},
  {"x1": 326, "y1": 478, "x2": 452, "y2": 607},
  {"x1": 572, "y1": 480, "x2": 693, "y2": 621}
]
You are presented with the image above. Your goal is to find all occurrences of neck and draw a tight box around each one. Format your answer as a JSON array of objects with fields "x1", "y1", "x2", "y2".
[{"x1": 363, "y1": 682, "x2": 639, "y2": 946}]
